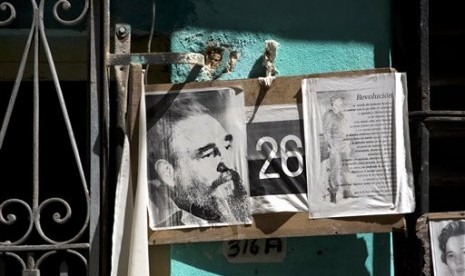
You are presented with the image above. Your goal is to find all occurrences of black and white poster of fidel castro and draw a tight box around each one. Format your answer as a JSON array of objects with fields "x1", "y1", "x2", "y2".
[{"x1": 145, "y1": 87, "x2": 252, "y2": 230}]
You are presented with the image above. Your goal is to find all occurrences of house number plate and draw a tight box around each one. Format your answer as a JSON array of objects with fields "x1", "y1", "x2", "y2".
[{"x1": 223, "y1": 238, "x2": 286, "y2": 263}]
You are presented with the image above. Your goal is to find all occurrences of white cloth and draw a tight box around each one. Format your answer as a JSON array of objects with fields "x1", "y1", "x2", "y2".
[{"x1": 110, "y1": 73, "x2": 149, "y2": 276}]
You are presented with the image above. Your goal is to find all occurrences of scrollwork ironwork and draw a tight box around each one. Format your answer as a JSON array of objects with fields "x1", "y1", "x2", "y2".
[
  {"x1": 35, "y1": 197, "x2": 90, "y2": 244},
  {"x1": 0, "y1": 199, "x2": 34, "y2": 246},
  {"x1": 0, "y1": 252, "x2": 27, "y2": 270},
  {"x1": 1, "y1": 0, "x2": 90, "y2": 248},
  {"x1": 52, "y1": 0, "x2": 89, "y2": 26},
  {"x1": 0, "y1": 2, "x2": 16, "y2": 26},
  {"x1": 0, "y1": 0, "x2": 90, "y2": 28},
  {"x1": 35, "y1": 251, "x2": 56, "y2": 268},
  {"x1": 0, "y1": 0, "x2": 91, "y2": 252},
  {"x1": 65, "y1": 249, "x2": 87, "y2": 267},
  {"x1": 0, "y1": 0, "x2": 94, "y2": 273},
  {"x1": 36, "y1": 249, "x2": 88, "y2": 270}
]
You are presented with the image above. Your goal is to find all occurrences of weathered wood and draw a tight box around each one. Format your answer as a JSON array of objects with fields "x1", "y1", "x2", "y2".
[
  {"x1": 425, "y1": 211, "x2": 465, "y2": 221},
  {"x1": 149, "y1": 213, "x2": 405, "y2": 245},
  {"x1": 146, "y1": 68, "x2": 396, "y2": 107},
  {"x1": 145, "y1": 68, "x2": 406, "y2": 245},
  {"x1": 416, "y1": 214, "x2": 431, "y2": 276},
  {"x1": 128, "y1": 63, "x2": 143, "y2": 195}
]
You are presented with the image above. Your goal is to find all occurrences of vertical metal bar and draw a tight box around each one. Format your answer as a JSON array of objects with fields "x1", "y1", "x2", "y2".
[
  {"x1": 0, "y1": 14, "x2": 36, "y2": 150},
  {"x1": 59, "y1": 262, "x2": 68, "y2": 276},
  {"x1": 419, "y1": 122, "x2": 430, "y2": 213},
  {"x1": 0, "y1": 256, "x2": 5, "y2": 276},
  {"x1": 33, "y1": 6, "x2": 39, "y2": 209},
  {"x1": 38, "y1": 0, "x2": 89, "y2": 197},
  {"x1": 420, "y1": 0, "x2": 430, "y2": 111},
  {"x1": 114, "y1": 24, "x2": 131, "y2": 136},
  {"x1": 38, "y1": 0, "x2": 90, "y2": 245},
  {"x1": 22, "y1": 254, "x2": 39, "y2": 276},
  {"x1": 114, "y1": 24, "x2": 131, "y2": 190},
  {"x1": 102, "y1": 0, "x2": 111, "y2": 274},
  {"x1": 88, "y1": 0, "x2": 101, "y2": 275}
]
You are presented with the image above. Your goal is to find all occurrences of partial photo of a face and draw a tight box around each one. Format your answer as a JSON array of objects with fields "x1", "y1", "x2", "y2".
[
  {"x1": 444, "y1": 235, "x2": 465, "y2": 276},
  {"x1": 431, "y1": 220, "x2": 465, "y2": 276}
]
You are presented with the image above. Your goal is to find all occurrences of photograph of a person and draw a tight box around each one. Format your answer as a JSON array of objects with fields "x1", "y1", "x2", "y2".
[
  {"x1": 145, "y1": 87, "x2": 252, "y2": 230},
  {"x1": 430, "y1": 219, "x2": 465, "y2": 276},
  {"x1": 302, "y1": 73, "x2": 415, "y2": 219},
  {"x1": 321, "y1": 95, "x2": 355, "y2": 204}
]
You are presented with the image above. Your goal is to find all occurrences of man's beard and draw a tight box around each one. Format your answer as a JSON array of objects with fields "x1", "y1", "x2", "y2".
[{"x1": 173, "y1": 169, "x2": 249, "y2": 223}]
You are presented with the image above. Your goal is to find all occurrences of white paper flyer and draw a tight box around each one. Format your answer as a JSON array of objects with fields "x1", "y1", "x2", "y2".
[{"x1": 302, "y1": 72, "x2": 415, "y2": 218}]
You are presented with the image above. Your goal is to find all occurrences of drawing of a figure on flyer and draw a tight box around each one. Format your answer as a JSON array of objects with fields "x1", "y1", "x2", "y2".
[{"x1": 322, "y1": 96, "x2": 355, "y2": 204}]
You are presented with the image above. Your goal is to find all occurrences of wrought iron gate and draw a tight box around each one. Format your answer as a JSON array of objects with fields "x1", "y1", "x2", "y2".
[{"x1": 0, "y1": 0, "x2": 101, "y2": 275}]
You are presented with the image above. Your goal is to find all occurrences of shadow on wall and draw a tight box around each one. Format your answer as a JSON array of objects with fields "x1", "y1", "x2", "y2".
[
  {"x1": 170, "y1": 234, "x2": 392, "y2": 275},
  {"x1": 112, "y1": 0, "x2": 390, "y2": 68}
]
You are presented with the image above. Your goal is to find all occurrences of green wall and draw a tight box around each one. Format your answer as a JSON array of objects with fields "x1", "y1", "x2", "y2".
[
  {"x1": 113, "y1": 0, "x2": 394, "y2": 274},
  {"x1": 171, "y1": 234, "x2": 392, "y2": 276},
  {"x1": 166, "y1": 0, "x2": 390, "y2": 83}
]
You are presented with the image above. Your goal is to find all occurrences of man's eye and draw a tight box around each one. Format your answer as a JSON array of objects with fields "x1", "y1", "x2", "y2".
[
  {"x1": 447, "y1": 253, "x2": 456, "y2": 260},
  {"x1": 201, "y1": 149, "x2": 214, "y2": 158}
]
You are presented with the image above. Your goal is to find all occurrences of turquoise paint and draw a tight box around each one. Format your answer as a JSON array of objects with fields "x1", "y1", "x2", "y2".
[
  {"x1": 131, "y1": 55, "x2": 148, "y2": 64},
  {"x1": 171, "y1": 29, "x2": 377, "y2": 82},
  {"x1": 127, "y1": 0, "x2": 396, "y2": 274},
  {"x1": 357, "y1": 233, "x2": 392, "y2": 276},
  {"x1": 112, "y1": 0, "x2": 391, "y2": 81},
  {"x1": 172, "y1": 234, "x2": 392, "y2": 276},
  {"x1": 165, "y1": 0, "x2": 390, "y2": 82}
]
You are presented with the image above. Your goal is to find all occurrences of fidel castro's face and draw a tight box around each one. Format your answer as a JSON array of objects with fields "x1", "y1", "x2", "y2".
[{"x1": 171, "y1": 114, "x2": 237, "y2": 208}]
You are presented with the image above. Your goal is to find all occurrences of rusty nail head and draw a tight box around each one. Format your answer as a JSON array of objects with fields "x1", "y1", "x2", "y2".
[{"x1": 116, "y1": 26, "x2": 128, "y2": 39}]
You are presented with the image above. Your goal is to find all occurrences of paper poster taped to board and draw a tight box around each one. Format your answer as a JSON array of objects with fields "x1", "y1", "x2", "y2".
[
  {"x1": 246, "y1": 104, "x2": 308, "y2": 214},
  {"x1": 302, "y1": 72, "x2": 415, "y2": 218},
  {"x1": 145, "y1": 87, "x2": 252, "y2": 230},
  {"x1": 430, "y1": 219, "x2": 465, "y2": 276}
]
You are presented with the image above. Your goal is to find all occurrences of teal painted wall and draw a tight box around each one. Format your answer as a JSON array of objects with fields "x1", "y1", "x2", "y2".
[
  {"x1": 114, "y1": 0, "x2": 394, "y2": 274},
  {"x1": 171, "y1": 233, "x2": 392, "y2": 276},
  {"x1": 112, "y1": 0, "x2": 391, "y2": 82},
  {"x1": 162, "y1": 0, "x2": 390, "y2": 83}
]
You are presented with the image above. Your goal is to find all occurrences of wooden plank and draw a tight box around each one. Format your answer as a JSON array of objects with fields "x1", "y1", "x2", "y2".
[
  {"x1": 425, "y1": 210, "x2": 465, "y2": 220},
  {"x1": 145, "y1": 68, "x2": 405, "y2": 245},
  {"x1": 128, "y1": 64, "x2": 143, "y2": 195},
  {"x1": 149, "y1": 245, "x2": 170, "y2": 276},
  {"x1": 149, "y1": 213, "x2": 405, "y2": 245},
  {"x1": 146, "y1": 68, "x2": 396, "y2": 107}
]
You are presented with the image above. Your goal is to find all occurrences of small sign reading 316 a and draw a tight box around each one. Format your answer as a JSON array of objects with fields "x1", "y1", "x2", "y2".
[{"x1": 223, "y1": 238, "x2": 286, "y2": 263}]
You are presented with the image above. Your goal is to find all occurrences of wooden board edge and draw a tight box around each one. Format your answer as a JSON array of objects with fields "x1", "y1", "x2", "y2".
[
  {"x1": 145, "y1": 68, "x2": 396, "y2": 93},
  {"x1": 423, "y1": 210, "x2": 465, "y2": 221},
  {"x1": 148, "y1": 213, "x2": 405, "y2": 245}
]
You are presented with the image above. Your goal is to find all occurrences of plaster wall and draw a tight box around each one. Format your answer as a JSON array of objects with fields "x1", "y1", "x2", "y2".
[{"x1": 119, "y1": 0, "x2": 395, "y2": 274}]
